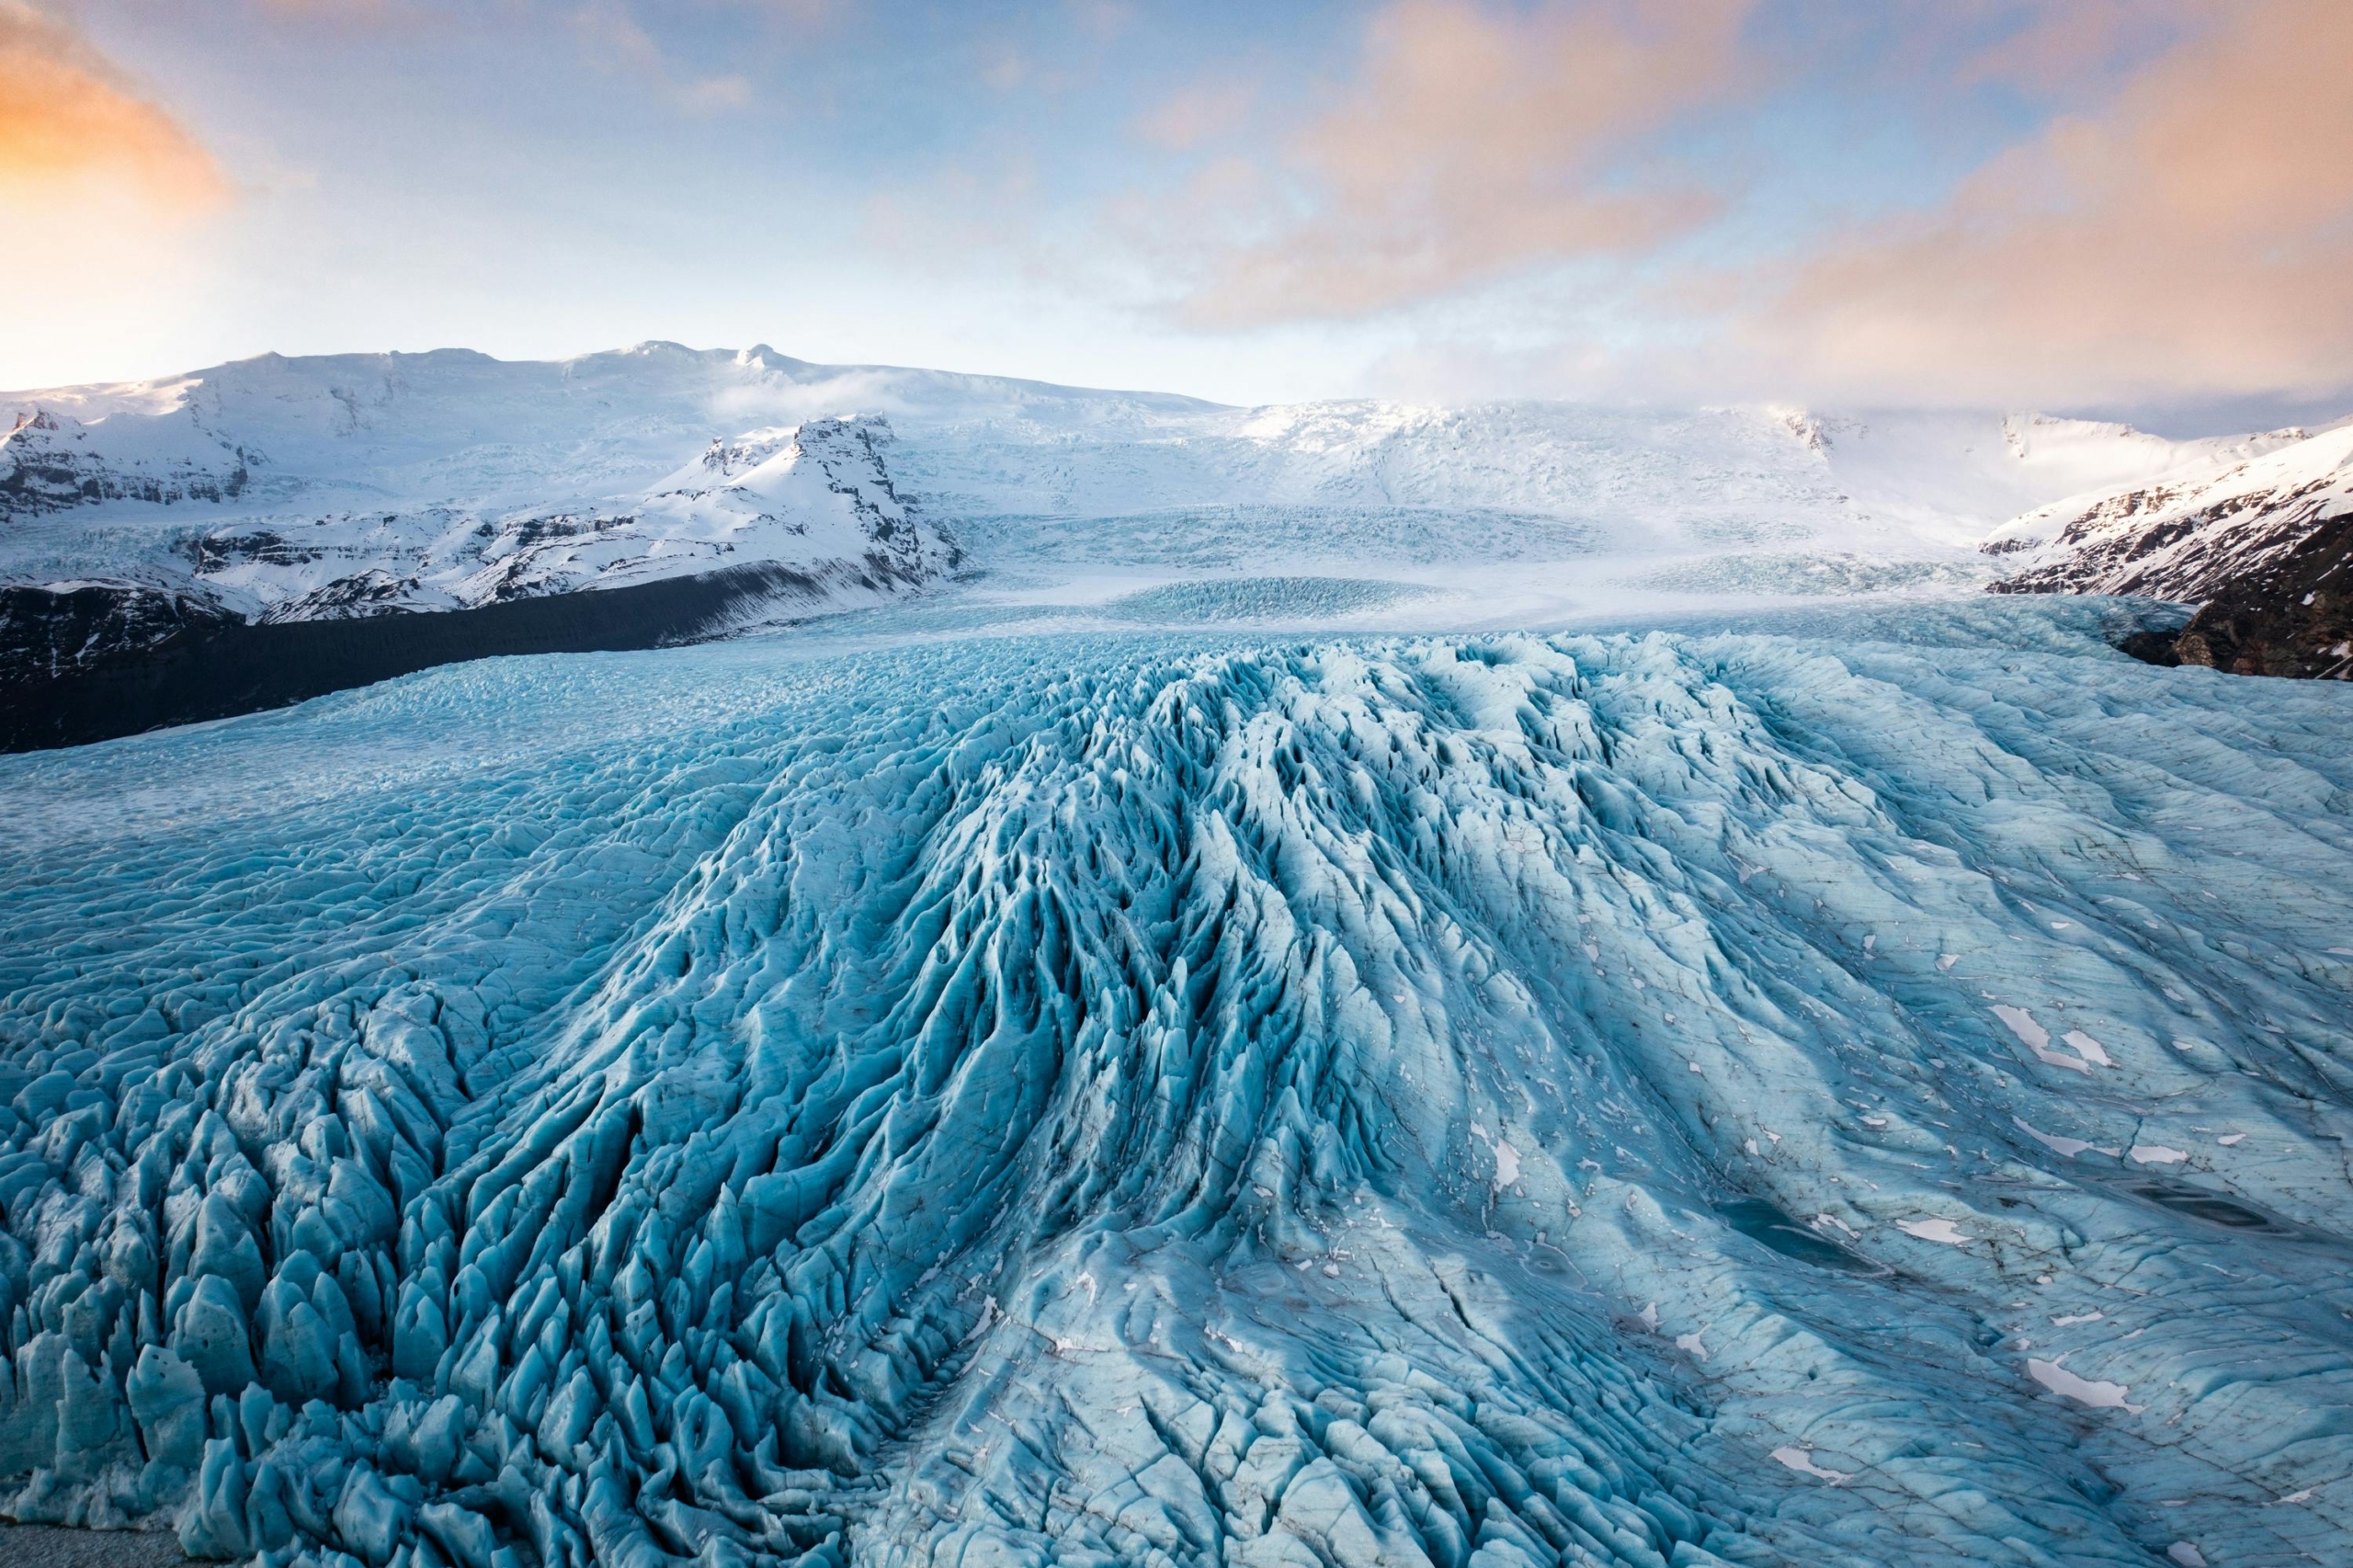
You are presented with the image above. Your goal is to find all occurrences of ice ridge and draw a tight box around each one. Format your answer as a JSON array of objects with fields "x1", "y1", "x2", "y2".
[{"x1": 0, "y1": 605, "x2": 2349, "y2": 1566}]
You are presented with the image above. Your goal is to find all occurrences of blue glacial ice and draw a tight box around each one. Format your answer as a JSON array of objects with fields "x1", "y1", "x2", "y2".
[{"x1": 1, "y1": 597, "x2": 2350, "y2": 1568}]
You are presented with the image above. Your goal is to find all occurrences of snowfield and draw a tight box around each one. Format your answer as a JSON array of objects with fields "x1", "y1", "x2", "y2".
[{"x1": 2, "y1": 597, "x2": 2349, "y2": 1567}]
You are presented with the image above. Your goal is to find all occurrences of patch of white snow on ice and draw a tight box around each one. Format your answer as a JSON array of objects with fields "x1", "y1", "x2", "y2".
[
  {"x1": 2028, "y1": 1358, "x2": 2144, "y2": 1413},
  {"x1": 1898, "y1": 1219, "x2": 1974, "y2": 1245},
  {"x1": 1771, "y1": 1448, "x2": 1851, "y2": 1483},
  {"x1": 1993, "y1": 1005, "x2": 2088, "y2": 1074},
  {"x1": 2061, "y1": 1029, "x2": 2114, "y2": 1068}
]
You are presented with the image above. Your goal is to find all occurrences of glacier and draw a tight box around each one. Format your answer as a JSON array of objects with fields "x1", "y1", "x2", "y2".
[{"x1": 2, "y1": 595, "x2": 2350, "y2": 1568}]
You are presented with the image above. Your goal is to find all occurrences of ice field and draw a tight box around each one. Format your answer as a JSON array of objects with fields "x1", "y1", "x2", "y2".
[{"x1": 2, "y1": 597, "x2": 2351, "y2": 1567}]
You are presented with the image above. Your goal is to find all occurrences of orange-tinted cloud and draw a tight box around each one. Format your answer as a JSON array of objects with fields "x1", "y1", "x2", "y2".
[
  {"x1": 1747, "y1": 0, "x2": 2353, "y2": 405},
  {"x1": 1150, "y1": 0, "x2": 1755, "y2": 329},
  {"x1": 0, "y1": 1, "x2": 228, "y2": 213}
]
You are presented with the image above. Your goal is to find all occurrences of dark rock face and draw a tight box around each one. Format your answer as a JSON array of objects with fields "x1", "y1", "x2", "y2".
[
  {"x1": 0, "y1": 585, "x2": 240, "y2": 683},
  {"x1": 0, "y1": 562, "x2": 845, "y2": 752},
  {"x1": 2122, "y1": 516, "x2": 2353, "y2": 680}
]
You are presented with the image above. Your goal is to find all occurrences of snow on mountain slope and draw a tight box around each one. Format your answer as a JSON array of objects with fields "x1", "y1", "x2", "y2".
[
  {"x1": 1, "y1": 599, "x2": 2349, "y2": 1566},
  {"x1": 889, "y1": 402, "x2": 2280, "y2": 568},
  {"x1": 1794, "y1": 409, "x2": 2303, "y2": 544},
  {"x1": 0, "y1": 344, "x2": 1034, "y2": 627},
  {"x1": 1, "y1": 361, "x2": 960, "y2": 630},
  {"x1": 1985, "y1": 422, "x2": 2353, "y2": 599},
  {"x1": 0, "y1": 342, "x2": 1214, "y2": 530},
  {"x1": 0, "y1": 409, "x2": 256, "y2": 516},
  {"x1": 186, "y1": 415, "x2": 954, "y2": 621}
]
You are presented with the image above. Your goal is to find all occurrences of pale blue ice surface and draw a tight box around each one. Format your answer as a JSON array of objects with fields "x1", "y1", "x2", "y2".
[{"x1": 1, "y1": 597, "x2": 2349, "y2": 1568}]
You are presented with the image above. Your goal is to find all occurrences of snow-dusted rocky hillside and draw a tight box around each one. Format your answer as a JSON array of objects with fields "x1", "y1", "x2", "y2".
[
  {"x1": 1984, "y1": 422, "x2": 2353, "y2": 678},
  {"x1": 1983, "y1": 422, "x2": 2352, "y2": 598},
  {"x1": 1, "y1": 362, "x2": 956, "y2": 629}
]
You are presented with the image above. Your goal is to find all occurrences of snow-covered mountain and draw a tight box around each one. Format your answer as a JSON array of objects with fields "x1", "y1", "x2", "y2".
[
  {"x1": 1, "y1": 353, "x2": 960, "y2": 627},
  {"x1": 1984, "y1": 422, "x2": 2353, "y2": 677},
  {"x1": 2, "y1": 343, "x2": 2277, "y2": 616},
  {"x1": 5, "y1": 340, "x2": 2333, "y2": 744},
  {"x1": 183, "y1": 414, "x2": 950, "y2": 622}
]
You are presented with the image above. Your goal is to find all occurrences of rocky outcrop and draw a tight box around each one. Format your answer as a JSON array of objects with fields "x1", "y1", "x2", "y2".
[
  {"x1": 2120, "y1": 516, "x2": 2353, "y2": 679},
  {"x1": 0, "y1": 583, "x2": 237, "y2": 685}
]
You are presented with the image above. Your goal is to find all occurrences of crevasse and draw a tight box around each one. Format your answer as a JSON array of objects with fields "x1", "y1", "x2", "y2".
[{"x1": 1, "y1": 606, "x2": 2349, "y2": 1567}]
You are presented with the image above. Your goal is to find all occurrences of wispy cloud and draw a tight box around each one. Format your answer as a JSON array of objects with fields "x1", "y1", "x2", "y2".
[
  {"x1": 0, "y1": 1, "x2": 229, "y2": 213},
  {"x1": 1131, "y1": 74, "x2": 1257, "y2": 153},
  {"x1": 976, "y1": 40, "x2": 1027, "y2": 92},
  {"x1": 571, "y1": 2, "x2": 752, "y2": 115},
  {"x1": 1137, "y1": 0, "x2": 1755, "y2": 329},
  {"x1": 1742, "y1": 0, "x2": 2353, "y2": 405},
  {"x1": 1954, "y1": 0, "x2": 2201, "y2": 92}
]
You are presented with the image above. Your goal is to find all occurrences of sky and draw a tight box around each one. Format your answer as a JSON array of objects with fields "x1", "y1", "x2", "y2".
[{"x1": 4, "y1": 0, "x2": 2350, "y2": 428}]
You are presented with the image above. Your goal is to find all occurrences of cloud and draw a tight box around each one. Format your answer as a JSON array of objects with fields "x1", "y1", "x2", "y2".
[
  {"x1": 1741, "y1": 0, "x2": 2353, "y2": 406},
  {"x1": 1132, "y1": 74, "x2": 1257, "y2": 153},
  {"x1": 1954, "y1": 0, "x2": 2202, "y2": 93},
  {"x1": 1064, "y1": 0, "x2": 1132, "y2": 43},
  {"x1": 977, "y1": 41, "x2": 1027, "y2": 92},
  {"x1": 1142, "y1": 0, "x2": 1754, "y2": 329},
  {"x1": 0, "y1": 1, "x2": 229, "y2": 213},
  {"x1": 707, "y1": 368, "x2": 926, "y2": 426},
  {"x1": 250, "y1": 0, "x2": 414, "y2": 17},
  {"x1": 571, "y1": 2, "x2": 753, "y2": 115}
]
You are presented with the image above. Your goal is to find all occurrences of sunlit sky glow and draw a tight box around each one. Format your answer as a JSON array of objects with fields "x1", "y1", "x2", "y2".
[{"x1": 6, "y1": 0, "x2": 2350, "y2": 427}]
